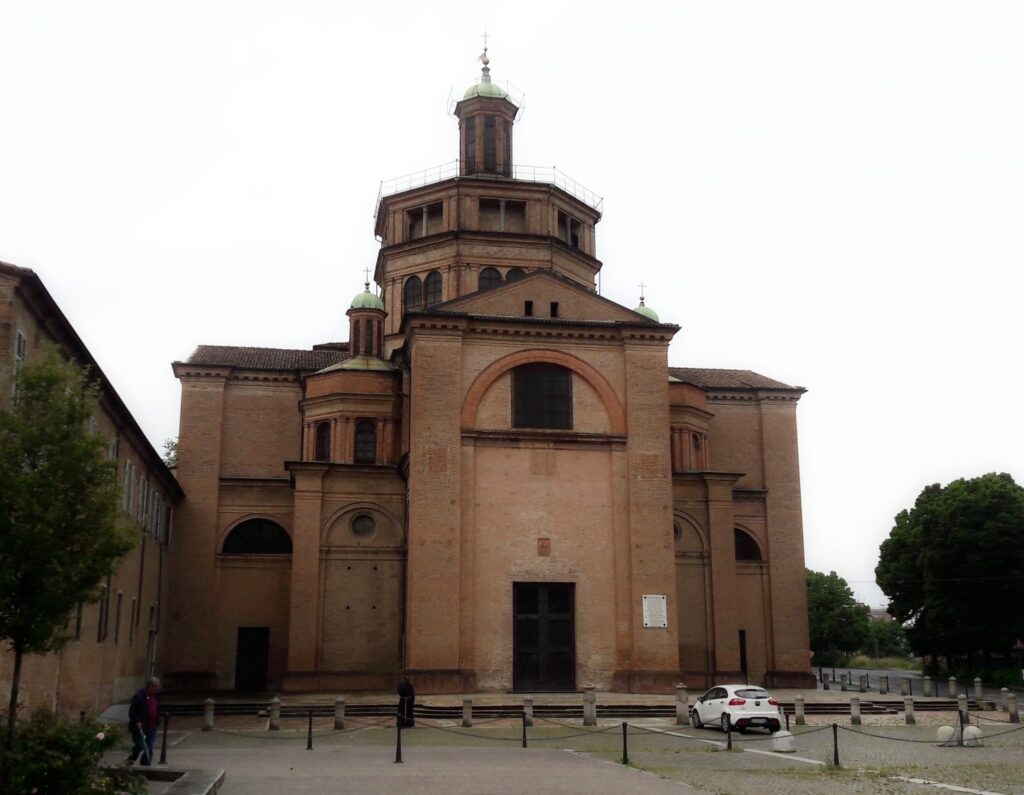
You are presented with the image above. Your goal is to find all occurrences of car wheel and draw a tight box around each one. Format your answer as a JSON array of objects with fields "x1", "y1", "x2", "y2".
[
  {"x1": 721, "y1": 713, "x2": 730, "y2": 732},
  {"x1": 691, "y1": 708, "x2": 702, "y2": 729}
]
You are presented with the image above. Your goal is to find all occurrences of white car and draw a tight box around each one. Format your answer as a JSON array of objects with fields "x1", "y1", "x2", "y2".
[{"x1": 691, "y1": 684, "x2": 782, "y2": 733}]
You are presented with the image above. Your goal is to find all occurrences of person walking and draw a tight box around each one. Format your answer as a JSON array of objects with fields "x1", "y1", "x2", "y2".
[{"x1": 127, "y1": 677, "x2": 161, "y2": 765}]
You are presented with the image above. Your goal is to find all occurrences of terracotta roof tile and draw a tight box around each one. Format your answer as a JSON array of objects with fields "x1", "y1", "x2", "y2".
[
  {"x1": 668, "y1": 367, "x2": 803, "y2": 391},
  {"x1": 186, "y1": 345, "x2": 348, "y2": 371}
]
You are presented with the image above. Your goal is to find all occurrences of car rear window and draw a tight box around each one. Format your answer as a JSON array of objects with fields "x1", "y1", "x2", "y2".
[{"x1": 736, "y1": 688, "x2": 771, "y2": 699}]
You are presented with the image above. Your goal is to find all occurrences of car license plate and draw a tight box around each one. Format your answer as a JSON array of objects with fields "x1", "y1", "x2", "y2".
[{"x1": 751, "y1": 718, "x2": 767, "y2": 724}]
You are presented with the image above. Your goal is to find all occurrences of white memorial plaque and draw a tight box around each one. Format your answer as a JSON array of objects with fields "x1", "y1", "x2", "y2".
[{"x1": 642, "y1": 594, "x2": 668, "y2": 628}]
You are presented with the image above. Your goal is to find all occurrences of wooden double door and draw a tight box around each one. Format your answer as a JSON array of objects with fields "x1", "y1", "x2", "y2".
[{"x1": 513, "y1": 583, "x2": 575, "y2": 692}]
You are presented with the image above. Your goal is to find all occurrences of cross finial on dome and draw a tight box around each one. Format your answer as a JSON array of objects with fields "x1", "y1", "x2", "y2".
[
  {"x1": 363, "y1": 266, "x2": 372, "y2": 290},
  {"x1": 638, "y1": 282, "x2": 647, "y2": 305},
  {"x1": 478, "y1": 30, "x2": 492, "y2": 82}
]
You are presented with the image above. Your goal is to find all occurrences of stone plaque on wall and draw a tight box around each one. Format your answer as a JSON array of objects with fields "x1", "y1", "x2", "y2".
[{"x1": 642, "y1": 594, "x2": 668, "y2": 628}]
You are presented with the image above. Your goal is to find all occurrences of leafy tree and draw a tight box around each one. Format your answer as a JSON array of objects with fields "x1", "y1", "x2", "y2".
[
  {"x1": 161, "y1": 437, "x2": 178, "y2": 468},
  {"x1": 876, "y1": 473, "x2": 1024, "y2": 670},
  {"x1": 806, "y1": 569, "x2": 871, "y2": 666},
  {"x1": 864, "y1": 617, "x2": 910, "y2": 659},
  {"x1": 0, "y1": 348, "x2": 133, "y2": 784}
]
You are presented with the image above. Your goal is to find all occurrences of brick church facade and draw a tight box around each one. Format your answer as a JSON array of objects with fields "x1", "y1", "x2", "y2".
[{"x1": 163, "y1": 59, "x2": 815, "y2": 694}]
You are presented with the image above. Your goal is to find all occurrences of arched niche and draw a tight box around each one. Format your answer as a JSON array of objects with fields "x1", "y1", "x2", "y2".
[{"x1": 221, "y1": 517, "x2": 292, "y2": 555}]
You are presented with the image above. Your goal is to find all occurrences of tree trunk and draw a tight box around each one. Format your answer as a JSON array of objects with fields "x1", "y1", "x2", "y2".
[{"x1": 1, "y1": 645, "x2": 24, "y2": 790}]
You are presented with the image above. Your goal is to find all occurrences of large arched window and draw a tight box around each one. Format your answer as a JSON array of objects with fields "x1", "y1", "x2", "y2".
[
  {"x1": 222, "y1": 519, "x2": 292, "y2": 555},
  {"x1": 505, "y1": 268, "x2": 526, "y2": 283},
  {"x1": 479, "y1": 267, "x2": 502, "y2": 291},
  {"x1": 512, "y1": 364, "x2": 573, "y2": 429},
  {"x1": 354, "y1": 419, "x2": 377, "y2": 464},
  {"x1": 734, "y1": 528, "x2": 763, "y2": 561},
  {"x1": 404, "y1": 276, "x2": 423, "y2": 312},
  {"x1": 315, "y1": 422, "x2": 331, "y2": 461},
  {"x1": 424, "y1": 271, "x2": 443, "y2": 307}
]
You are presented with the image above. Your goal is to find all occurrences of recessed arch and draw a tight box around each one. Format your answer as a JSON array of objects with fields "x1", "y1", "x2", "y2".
[
  {"x1": 461, "y1": 349, "x2": 626, "y2": 435},
  {"x1": 734, "y1": 526, "x2": 764, "y2": 562},
  {"x1": 221, "y1": 517, "x2": 292, "y2": 555},
  {"x1": 323, "y1": 501, "x2": 401, "y2": 547},
  {"x1": 673, "y1": 512, "x2": 708, "y2": 553}
]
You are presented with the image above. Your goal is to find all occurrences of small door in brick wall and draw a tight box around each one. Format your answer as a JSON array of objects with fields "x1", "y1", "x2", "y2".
[{"x1": 513, "y1": 583, "x2": 575, "y2": 692}]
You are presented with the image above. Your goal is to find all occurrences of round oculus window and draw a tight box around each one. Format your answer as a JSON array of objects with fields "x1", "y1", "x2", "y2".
[{"x1": 351, "y1": 514, "x2": 376, "y2": 537}]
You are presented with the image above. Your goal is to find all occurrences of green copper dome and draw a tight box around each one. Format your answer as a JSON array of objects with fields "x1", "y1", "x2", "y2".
[
  {"x1": 350, "y1": 284, "x2": 384, "y2": 311},
  {"x1": 463, "y1": 81, "x2": 508, "y2": 100},
  {"x1": 633, "y1": 299, "x2": 659, "y2": 322}
]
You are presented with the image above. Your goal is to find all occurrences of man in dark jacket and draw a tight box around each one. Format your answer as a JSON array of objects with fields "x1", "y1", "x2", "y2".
[{"x1": 127, "y1": 677, "x2": 161, "y2": 765}]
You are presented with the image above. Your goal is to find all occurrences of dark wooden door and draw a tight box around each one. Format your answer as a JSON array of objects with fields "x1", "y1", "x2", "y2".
[
  {"x1": 235, "y1": 627, "x2": 270, "y2": 693},
  {"x1": 513, "y1": 583, "x2": 575, "y2": 692}
]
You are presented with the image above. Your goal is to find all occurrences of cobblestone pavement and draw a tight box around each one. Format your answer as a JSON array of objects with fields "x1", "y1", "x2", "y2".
[{"x1": 123, "y1": 714, "x2": 1024, "y2": 795}]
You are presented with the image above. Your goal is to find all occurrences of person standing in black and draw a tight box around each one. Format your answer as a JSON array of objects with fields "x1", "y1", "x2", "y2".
[{"x1": 397, "y1": 677, "x2": 415, "y2": 727}]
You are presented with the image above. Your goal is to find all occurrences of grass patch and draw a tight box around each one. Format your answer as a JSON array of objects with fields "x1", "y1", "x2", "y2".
[{"x1": 846, "y1": 655, "x2": 922, "y2": 671}]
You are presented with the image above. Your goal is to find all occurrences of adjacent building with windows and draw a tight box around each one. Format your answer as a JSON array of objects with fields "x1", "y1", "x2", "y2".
[
  {"x1": 163, "y1": 59, "x2": 814, "y2": 694},
  {"x1": 0, "y1": 261, "x2": 183, "y2": 716}
]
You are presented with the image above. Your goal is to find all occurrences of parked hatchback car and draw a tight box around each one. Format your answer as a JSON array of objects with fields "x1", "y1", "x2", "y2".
[{"x1": 691, "y1": 684, "x2": 781, "y2": 733}]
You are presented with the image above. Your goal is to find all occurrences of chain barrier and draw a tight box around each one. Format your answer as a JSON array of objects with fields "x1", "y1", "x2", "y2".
[
  {"x1": 838, "y1": 725, "x2": 958, "y2": 744},
  {"x1": 977, "y1": 724, "x2": 1024, "y2": 740},
  {"x1": 414, "y1": 719, "x2": 531, "y2": 742},
  {"x1": 526, "y1": 726, "x2": 621, "y2": 742},
  {"x1": 966, "y1": 711, "x2": 1013, "y2": 725}
]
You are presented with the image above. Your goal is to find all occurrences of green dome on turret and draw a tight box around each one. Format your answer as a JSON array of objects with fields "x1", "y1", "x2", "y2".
[
  {"x1": 633, "y1": 296, "x2": 659, "y2": 322},
  {"x1": 463, "y1": 81, "x2": 508, "y2": 100},
  {"x1": 350, "y1": 283, "x2": 384, "y2": 311}
]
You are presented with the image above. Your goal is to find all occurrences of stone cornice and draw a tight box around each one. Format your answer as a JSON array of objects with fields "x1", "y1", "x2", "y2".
[{"x1": 462, "y1": 428, "x2": 627, "y2": 447}]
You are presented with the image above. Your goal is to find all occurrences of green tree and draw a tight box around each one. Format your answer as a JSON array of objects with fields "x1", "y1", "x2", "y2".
[
  {"x1": 876, "y1": 473, "x2": 1024, "y2": 670},
  {"x1": 161, "y1": 437, "x2": 177, "y2": 468},
  {"x1": 0, "y1": 348, "x2": 133, "y2": 784},
  {"x1": 806, "y1": 569, "x2": 871, "y2": 666},
  {"x1": 864, "y1": 618, "x2": 910, "y2": 659}
]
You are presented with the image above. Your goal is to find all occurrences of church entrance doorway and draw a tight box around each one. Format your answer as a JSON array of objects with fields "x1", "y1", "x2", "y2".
[
  {"x1": 513, "y1": 583, "x2": 575, "y2": 692},
  {"x1": 235, "y1": 627, "x2": 269, "y2": 692}
]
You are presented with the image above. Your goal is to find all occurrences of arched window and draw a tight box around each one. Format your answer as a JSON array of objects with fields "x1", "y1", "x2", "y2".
[
  {"x1": 479, "y1": 267, "x2": 502, "y2": 291},
  {"x1": 354, "y1": 419, "x2": 376, "y2": 464},
  {"x1": 505, "y1": 268, "x2": 526, "y2": 283},
  {"x1": 512, "y1": 364, "x2": 573, "y2": 429},
  {"x1": 734, "y1": 528, "x2": 763, "y2": 561},
  {"x1": 424, "y1": 271, "x2": 443, "y2": 307},
  {"x1": 315, "y1": 422, "x2": 331, "y2": 461},
  {"x1": 351, "y1": 321, "x2": 360, "y2": 357},
  {"x1": 364, "y1": 318, "x2": 374, "y2": 356},
  {"x1": 222, "y1": 519, "x2": 292, "y2": 555},
  {"x1": 404, "y1": 276, "x2": 423, "y2": 312}
]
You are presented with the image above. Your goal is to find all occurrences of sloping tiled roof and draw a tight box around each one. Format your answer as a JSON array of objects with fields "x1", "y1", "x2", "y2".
[
  {"x1": 669, "y1": 367, "x2": 803, "y2": 391},
  {"x1": 185, "y1": 345, "x2": 348, "y2": 371}
]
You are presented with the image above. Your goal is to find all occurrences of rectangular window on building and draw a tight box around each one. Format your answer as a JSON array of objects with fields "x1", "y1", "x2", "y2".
[
  {"x1": 465, "y1": 116, "x2": 476, "y2": 171},
  {"x1": 524, "y1": 301, "x2": 534, "y2": 317},
  {"x1": 557, "y1": 211, "x2": 582, "y2": 249},
  {"x1": 483, "y1": 115, "x2": 496, "y2": 172},
  {"x1": 114, "y1": 592, "x2": 123, "y2": 644},
  {"x1": 513, "y1": 364, "x2": 573, "y2": 430},
  {"x1": 97, "y1": 578, "x2": 111, "y2": 643},
  {"x1": 123, "y1": 461, "x2": 133, "y2": 513},
  {"x1": 14, "y1": 330, "x2": 27, "y2": 363},
  {"x1": 479, "y1": 198, "x2": 502, "y2": 231},
  {"x1": 128, "y1": 598, "x2": 137, "y2": 645},
  {"x1": 550, "y1": 302, "x2": 559, "y2": 318},
  {"x1": 503, "y1": 119, "x2": 512, "y2": 177}
]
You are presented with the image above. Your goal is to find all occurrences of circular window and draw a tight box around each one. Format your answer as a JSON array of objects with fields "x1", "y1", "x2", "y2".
[{"x1": 351, "y1": 514, "x2": 376, "y2": 537}]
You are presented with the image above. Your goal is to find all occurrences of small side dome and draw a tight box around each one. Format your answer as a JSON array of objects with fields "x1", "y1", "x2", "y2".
[
  {"x1": 350, "y1": 283, "x2": 384, "y2": 311},
  {"x1": 463, "y1": 81, "x2": 508, "y2": 100},
  {"x1": 633, "y1": 297, "x2": 659, "y2": 322}
]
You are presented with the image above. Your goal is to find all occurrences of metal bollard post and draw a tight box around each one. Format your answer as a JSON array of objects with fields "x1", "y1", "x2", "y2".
[
  {"x1": 831, "y1": 668, "x2": 836, "y2": 683},
  {"x1": 523, "y1": 696, "x2": 533, "y2": 727},
  {"x1": 957, "y1": 693, "x2": 968, "y2": 722},
  {"x1": 973, "y1": 678, "x2": 983, "y2": 703},
  {"x1": 832, "y1": 723, "x2": 840, "y2": 767},
  {"x1": 202, "y1": 698, "x2": 214, "y2": 732},
  {"x1": 158, "y1": 713, "x2": 169, "y2": 765},
  {"x1": 394, "y1": 718, "x2": 403, "y2": 763},
  {"x1": 583, "y1": 687, "x2": 596, "y2": 726},
  {"x1": 462, "y1": 698, "x2": 472, "y2": 728},
  {"x1": 306, "y1": 709, "x2": 313, "y2": 750},
  {"x1": 850, "y1": 696, "x2": 861, "y2": 726},
  {"x1": 521, "y1": 712, "x2": 527, "y2": 749},
  {"x1": 923, "y1": 676, "x2": 933, "y2": 697},
  {"x1": 726, "y1": 724, "x2": 732, "y2": 751},
  {"x1": 675, "y1": 684, "x2": 689, "y2": 726},
  {"x1": 334, "y1": 697, "x2": 345, "y2": 730},
  {"x1": 795, "y1": 694, "x2": 805, "y2": 726},
  {"x1": 784, "y1": 709, "x2": 790, "y2": 732},
  {"x1": 948, "y1": 676, "x2": 957, "y2": 698},
  {"x1": 957, "y1": 703, "x2": 965, "y2": 747},
  {"x1": 880, "y1": 675, "x2": 889, "y2": 695},
  {"x1": 904, "y1": 696, "x2": 916, "y2": 725},
  {"x1": 1008, "y1": 693, "x2": 1019, "y2": 724},
  {"x1": 269, "y1": 697, "x2": 281, "y2": 731},
  {"x1": 621, "y1": 722, "x2": 629, "y2": 765}
]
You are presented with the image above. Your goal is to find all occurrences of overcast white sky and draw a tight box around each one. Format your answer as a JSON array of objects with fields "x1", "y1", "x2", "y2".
[{"x1": 2, "y1": 1, "x2": 1022, "y2": 608}]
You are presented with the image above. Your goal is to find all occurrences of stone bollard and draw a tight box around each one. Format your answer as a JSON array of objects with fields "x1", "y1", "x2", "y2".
[
  {"x1": 523, "y1": 696, "x2": 534, "y2": 727},
  {"x1": 923, "y1": 676, "x2": 933, "y2": 697},
  {"x1": 583, "y1": 687, "x2": 597, "y2": 727},
  {"x1": 974, "y1": 678, "x2": 984, "y2": 702},
  {"x1": 795, "y1": 694, "x2": 806, "y2": 726},
  {"x1": 772, "y1": 730, "x2": 795, "y2": 753},
  {"x1": 1008, "y1": 693, "x2": 1019, "y2": 724},
  {"x1": 840, "y1": 677, "x2": 849, "y2": 692},
  {"x1": 963, "y1": 725, "x2": 982, "y2": 747},
  {"x1": 904, "y1": 696, "x2": 916, "y2": 725},
  {"x1": 462, "y1": 698, "x2": 473, "y2": 728},
  {"x1": 675, "y1": 684, "x2": 689, "y2": 726},
  {"x1": 901, "y1": 677, "x2": 911, "y2": 696},
  {"x1": 957, "y1": 693, "x2": 968, "y2": 721},
  {"x1": 203, "y1": 698, "x2": 214, "y2": 732},
  {"x1": 948, "y1": 676, "x2": 957, "y2": 698},
  {"x1": 850, "y1": 696, "x2": 861, "y2": 726},
  {"x1": 269, "y1": 697, "x2": 281, "y2": 731},
  {"x1": 936, "y1": 725, "x2": 955, "y2": 744},
  {"x1": 880, "y1": 675, "x2": 889, "y2": 695},
  {"x1": 1000, "y1": 687, "x2": 1009, "y2": 712},
  {"x1": 334, "y1": 697, "x2": 345, "y2": 730}
]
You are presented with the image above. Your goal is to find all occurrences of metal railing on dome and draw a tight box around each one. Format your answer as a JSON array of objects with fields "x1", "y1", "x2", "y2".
[{"x1": 375, "y1": 160, "x2": 604, "y2": 217}]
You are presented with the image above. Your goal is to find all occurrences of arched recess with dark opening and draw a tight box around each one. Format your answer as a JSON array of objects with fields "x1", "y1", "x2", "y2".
[
  {"x1": 315, "y1": 422, "x2": 331, "y2": 461},
  {"x1": 404, "y1": 276, "x2": 423, "y2": 312},
  {"x1": 479, "y1": 267, "x2": 502, "y2": 291},
  {"x1": 505, "y1": 268, "x2": 526, "y2": 282},
  {"x1": 734, "y1": 527, "x2": 763, "y2": 561},
  {"x1": 222, "y1": 518, "x2": 293, "y2": 555},
  {"x1": 424, "y1": 271, "x2": 443, "y2": 307}
]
